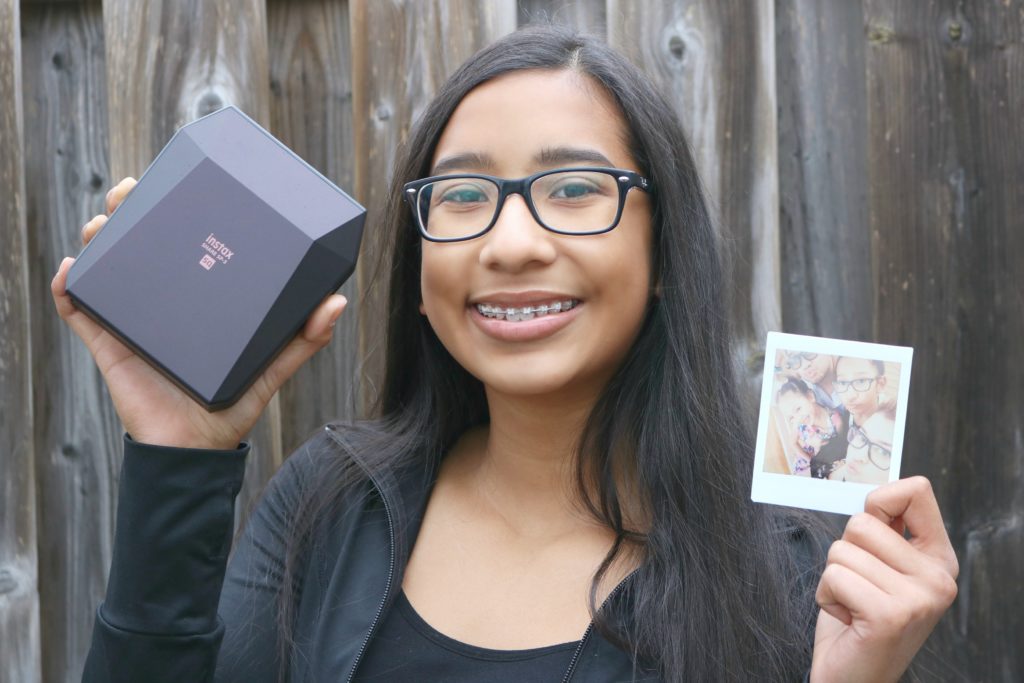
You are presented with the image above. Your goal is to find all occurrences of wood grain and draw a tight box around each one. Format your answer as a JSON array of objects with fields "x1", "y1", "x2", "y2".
[
  {"x1": 864, "y1": 1, "x2": 1024, "y2": 679},
  {"x1": 775, "y1": 0, "x2": 872, "y2": 340},
  {"x1": 607, "y1": 0, "x2": 780, "y2": 387},
  {"x1": 19, "y1": 5, "x2": 120, "y2": 682},
  {"x1": 0, "y1": 4, "x2": 42, "y2": 683},
  {"x1": 101, "y1": 0, "x2": 282, "y2": 531},
  {"x1": 350, "y1": 0, "x2": 516, "y2": 406},
  {"x1": 265, "y1": 0, "x2": 361, "y2": 452},
  {"x1": 5, "y1": 2, "x2": 1024, "y2": 680}
]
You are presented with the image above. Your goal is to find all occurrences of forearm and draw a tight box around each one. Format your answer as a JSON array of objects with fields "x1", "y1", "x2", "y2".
[{"x1": 81, "y1": 433, "x2": 248, "y2": 683}]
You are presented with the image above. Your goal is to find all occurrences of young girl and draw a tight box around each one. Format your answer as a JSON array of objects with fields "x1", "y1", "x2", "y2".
[
  {"x1": 54, "y1": 25, "x2": 957, "y2": 683},
  {"x1": 777, "y1": 380, "x2": 848, "y2": 479}
]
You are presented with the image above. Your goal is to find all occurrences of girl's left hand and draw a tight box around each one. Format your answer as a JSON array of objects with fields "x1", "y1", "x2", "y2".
[{"x1": 809, "y1": 476, "x2": 959, "y2": 683}]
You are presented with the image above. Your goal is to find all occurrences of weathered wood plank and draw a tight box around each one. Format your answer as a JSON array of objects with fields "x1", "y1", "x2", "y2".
[
  {"x1": 0, "y1": 2, "x2": 42, "y2": 682},
  {"x1": 265, "y1": 0, "x2": 361, "y2": 451},
  {"x1": 350, "y1": 0, "x2": 517, "y2": 406},
  {"x1": 102, "y1": 0, "x2": 281, "y2": 528},
  {"x1": 517, "y1": 0, "x2": 605, "y2": 34},
  {"x1": 19, "y1": 5, "x2": 120, "y2": 682},
  {"x1": 863, "y1": 1, "x2": 1024, "y2": 680},
  {"x1": 775, "y1": 0, "x2": 872, "y2": 340},
  {"x1": 607, "y1": 0, "x2": 780, "y2": 386}
]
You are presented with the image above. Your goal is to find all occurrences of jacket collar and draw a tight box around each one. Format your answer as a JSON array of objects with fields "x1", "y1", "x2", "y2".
[{"x1": 323, "y1": 424, "x2": 658, "y2": 682}]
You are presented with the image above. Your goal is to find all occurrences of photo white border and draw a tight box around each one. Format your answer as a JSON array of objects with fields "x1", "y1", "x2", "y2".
[{"x1": 751, "y1": 332, "x2": 914, "y2": 515}]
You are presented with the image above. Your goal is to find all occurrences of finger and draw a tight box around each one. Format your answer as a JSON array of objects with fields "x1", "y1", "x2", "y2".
[
  {"x1": 51, "y1": 257, "x2": 76, "y2": 316},
  {"x1": 51, "y1": 257, "x2": 105, "y2": 343},
  {"x1": 816, "y1": 563, "x2": 879, "y2": 626},
  {"x1": 826, "y1": 539, "x2": 907, "y2": 595},
  {"x1": 106, "y1": 177, "x2": 137, "y2": 215},
  {"x1": 842, "y1": 512, "x2": 921, "y2": 576},
  {"x1": 82, "y1": 214, "x2": 108, "y2": 245},
  {"x1": 301, "y1": 293, "x2": 349, "y2": 341},
  {"x1": 250, "y1": 294, "x2": 348, "y2": 403},
  {"x1": 864, "y1": 477, "x2": 958, "y2": 577}
]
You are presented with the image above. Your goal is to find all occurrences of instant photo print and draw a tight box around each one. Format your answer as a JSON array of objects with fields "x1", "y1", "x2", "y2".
[
  {"x1": 751, "y1": 332, "x2": 913, "y2": 515},
  {"x1": 66, "y1": 105, "x2": 365, "y2": 411}
]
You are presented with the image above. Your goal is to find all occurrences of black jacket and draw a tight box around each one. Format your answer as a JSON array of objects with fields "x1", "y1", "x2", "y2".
[{"x1": 81, "y1": 426, "x2": 661, "y2": 682}]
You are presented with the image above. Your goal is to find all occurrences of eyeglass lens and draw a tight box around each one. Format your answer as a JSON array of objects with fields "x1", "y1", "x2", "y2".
[
  {"x1": 847, "y1": 424, "x2": 891, "y2": 470},
  {"x1": 416, "y1": 171, "x2": 621, "y2": 239},
  {"x1": 835, "y1": 377, "x2": 878, "y2": 393}
]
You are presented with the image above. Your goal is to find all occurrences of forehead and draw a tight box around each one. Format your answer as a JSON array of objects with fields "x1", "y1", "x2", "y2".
[
  {"x1": 836, "y1": 357, "x2": 878, "y2": 376},
  {"x1": 431, "y1": 69, "x2": 635, "y2": 174},
  {"x1": 862, "y1": 414, "x2": 894, "y2": 445},
  {"x1": 778, "y1": 390, "x2": 809, "y2": 406}
]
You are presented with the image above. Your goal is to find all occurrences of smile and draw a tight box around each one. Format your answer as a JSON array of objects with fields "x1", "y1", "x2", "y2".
[{"x1": 475, "y1": 299, "x2": 579, "y2": 322}]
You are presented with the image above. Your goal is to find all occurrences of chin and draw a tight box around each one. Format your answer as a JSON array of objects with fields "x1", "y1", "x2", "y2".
[
  {"x1": 470, "y1": 361, "x2": 607, "y2": 402},
  {"x1": 479, "y1": 372, "x2": 580, "y2": 398}
]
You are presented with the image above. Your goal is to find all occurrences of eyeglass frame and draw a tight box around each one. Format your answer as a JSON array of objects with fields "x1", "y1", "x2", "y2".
[
  {"x1": 846, "y1": 422, "x2": 892, "y2": 470},
  {"x1": 402, "y1": 167, "x2": 651, "y2": 243},
  {"x1": 834, "y1": 377, "x2": 880, "y2": 394},
  {"x1": 783, "y1": 352, "x2": 819, "y2": 370}
]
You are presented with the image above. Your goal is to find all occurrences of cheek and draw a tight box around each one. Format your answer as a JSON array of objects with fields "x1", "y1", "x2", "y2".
[
  {"x1": 419, "y1": 247, "x2": 469, "y2": 339},
  {"x1": 420, "y1": 244, "x2": 463, "y2": 304}
]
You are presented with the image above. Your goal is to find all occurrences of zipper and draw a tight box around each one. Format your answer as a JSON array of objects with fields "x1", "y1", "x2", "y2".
[
  {"x1": 560, "y1": 568, "x2": 638, "y2": 683},
  {"x1": 331, "y1": 429, "x2": 398, "y2": 683}
]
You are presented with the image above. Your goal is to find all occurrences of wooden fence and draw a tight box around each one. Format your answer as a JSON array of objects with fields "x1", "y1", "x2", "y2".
[{"x1": 1, "y1": 1, "x2": 1021, "y2": 681}]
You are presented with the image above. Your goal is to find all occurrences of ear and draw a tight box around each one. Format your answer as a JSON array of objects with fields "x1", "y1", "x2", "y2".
[{"x1": 419, "y1": 302, "x2": 426, "y2": 315}]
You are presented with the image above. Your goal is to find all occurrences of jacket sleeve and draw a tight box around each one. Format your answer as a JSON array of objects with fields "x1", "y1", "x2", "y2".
[{"x1": 80, "y1": 431, "x2": 320, "y2": 683}]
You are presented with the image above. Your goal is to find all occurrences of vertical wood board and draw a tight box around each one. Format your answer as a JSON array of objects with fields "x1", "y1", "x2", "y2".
[
  {"x1": 350, "y1": 0, "x2": 517, "y2": 406},
  {"x1": 20, "y1": 5, "x2": 120, "y2": 682},
  {"x1": 0, "y1": 1, "x2": 42, "y2": 681},
  {"x1": 775, "y1": 0, "x2": 873, "y2": 341},
  {"x1": 266, "y1": 0, "x2": 362, "y2": 453},
  {"x1": 864, "y1": 1, "x2": 1024, "y2": 678},
  {"x1": 608, "y1": 0, "x2": 780, "y2": 385}
]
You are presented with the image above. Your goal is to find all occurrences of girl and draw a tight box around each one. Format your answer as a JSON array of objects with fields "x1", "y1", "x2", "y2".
[
  {"x1": 834, "y1": 356, "x2": 890, "y2": 429},
  {"x1": 777, "y1": 379, "x2": 847, "y2": 479},
  {"x1": 54, "y1": 25, "x2": 956, "y2": 683}
]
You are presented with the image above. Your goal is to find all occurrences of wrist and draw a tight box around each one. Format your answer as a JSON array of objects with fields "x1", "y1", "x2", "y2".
[{"x1": 126, "y1": 431, "x2": 241, "y2": 451}]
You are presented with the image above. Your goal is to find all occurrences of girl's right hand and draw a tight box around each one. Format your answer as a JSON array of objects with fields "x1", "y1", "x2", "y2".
[{"x1": 51, "y1": 177, "x2": 348, "y2": 450}]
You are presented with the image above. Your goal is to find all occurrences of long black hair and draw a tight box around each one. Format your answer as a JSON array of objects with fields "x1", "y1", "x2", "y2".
[{"x1": 279, "y1": 24, "x2": 825, "y2": 681}]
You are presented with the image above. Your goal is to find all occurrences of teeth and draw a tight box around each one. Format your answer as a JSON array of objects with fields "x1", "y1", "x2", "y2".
[{"x1": 476, "y1": 300, "x2": 578, "y2": 321}]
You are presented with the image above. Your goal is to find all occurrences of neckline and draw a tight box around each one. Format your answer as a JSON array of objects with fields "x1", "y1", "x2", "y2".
[{"x1": 395, "y1": 590, "x2": 581, "y2": 662}]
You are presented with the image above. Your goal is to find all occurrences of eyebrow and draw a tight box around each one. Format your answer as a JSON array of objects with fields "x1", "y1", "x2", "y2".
[
  {"x1": 430, "y1": 146, "x2": 616, "y2": 176},
  {"x1": 537, "y1": 146, "x2": 614, "y2": 167},
  {"x1": 431, "y1": 152, "x2": 495, "y2": 176}
]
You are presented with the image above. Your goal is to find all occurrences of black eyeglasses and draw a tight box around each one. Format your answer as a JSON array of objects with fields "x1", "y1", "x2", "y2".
[
  {"x1": 835, "y1": 377, "x2": 880, "y2": 393},
  {"x1": 847, "y1": 423, "x2": 891, "y2": 470},
  {"x1": 403, "y1": 167, "x2": 651, "y2": 242}
]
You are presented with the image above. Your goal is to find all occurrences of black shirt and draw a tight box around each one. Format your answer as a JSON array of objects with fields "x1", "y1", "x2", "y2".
[{"x1": 354, "y1": 590, "x2": 579, "y2": 681}]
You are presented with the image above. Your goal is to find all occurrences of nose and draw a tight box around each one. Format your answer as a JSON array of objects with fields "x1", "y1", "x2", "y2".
[{"x1": 477, "y1": 193, "x2": 557, "y2": 271}]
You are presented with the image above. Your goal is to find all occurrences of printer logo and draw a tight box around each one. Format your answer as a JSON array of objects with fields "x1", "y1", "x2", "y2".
[{"x1": 200, "y1": 233, "x2": 235, "y2": 269}]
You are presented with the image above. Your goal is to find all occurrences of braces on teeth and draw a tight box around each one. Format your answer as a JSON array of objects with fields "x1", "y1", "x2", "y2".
[{"x1": 477, "y1": 300, "x2": 578, "y2": 321}]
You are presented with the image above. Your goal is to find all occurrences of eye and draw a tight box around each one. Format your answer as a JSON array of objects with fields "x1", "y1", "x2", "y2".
[
  {"x1": 437, "y1": 183, "x2": 491, "y2": 205},
  {"x1": 548, "y1": 177, "x2": 603, "y2": 201}
]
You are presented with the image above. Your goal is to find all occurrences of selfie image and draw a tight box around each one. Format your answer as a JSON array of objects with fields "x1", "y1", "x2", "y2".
[
  {"x1": 5, "y1": 2, "x2": 1020, "y2": 682},
  {"x1": 766, "y1": 351, "x2": 901, "y2": 485}
]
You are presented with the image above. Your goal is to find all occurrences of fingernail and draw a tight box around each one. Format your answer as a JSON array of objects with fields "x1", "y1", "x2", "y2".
[{"x1": 60, "y1": 256, "x2": 72, "y2": 269}]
